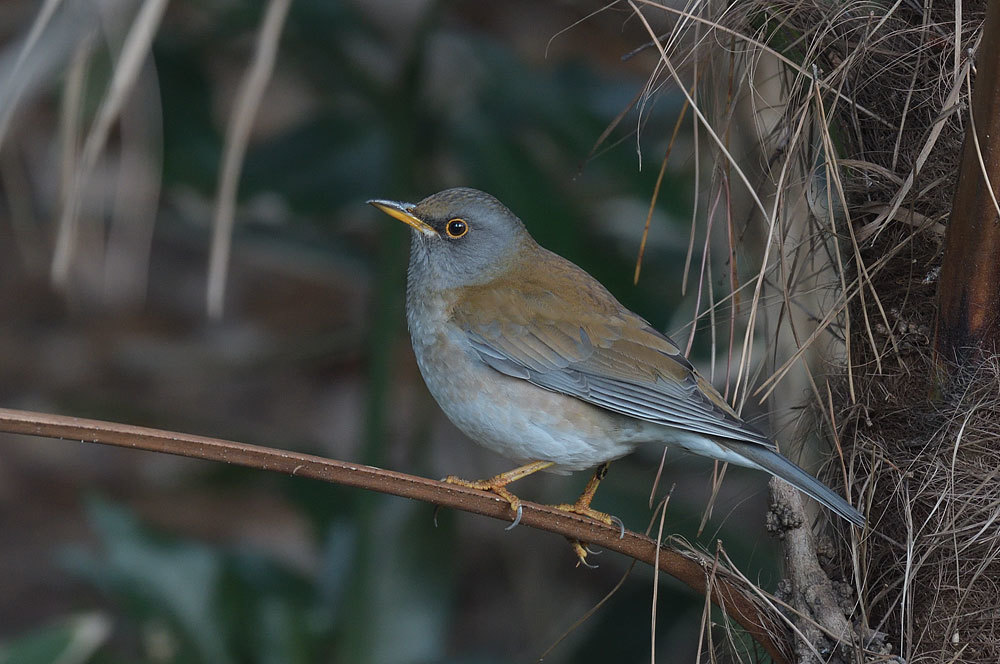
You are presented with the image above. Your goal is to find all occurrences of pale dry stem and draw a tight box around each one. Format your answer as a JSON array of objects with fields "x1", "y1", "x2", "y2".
[{"x1": 206, "y1": 0, "x2": 292, "y2": 319}]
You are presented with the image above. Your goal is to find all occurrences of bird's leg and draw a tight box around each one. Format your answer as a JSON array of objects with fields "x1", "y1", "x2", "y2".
[
  {"x1": 554, "y1": 461, "x2": 620, "y2": 526},
  {"x1": 552, "y1": 462, "x2": 625, "y2": 567},
  {"x1": 444, "y1": 460, "x2": 554, "y2": 529}
]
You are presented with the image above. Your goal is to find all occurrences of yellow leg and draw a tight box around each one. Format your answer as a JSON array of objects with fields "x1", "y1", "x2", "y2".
[
  {"x1": 444, "y1": 460, "x2": 554, "y2": 529},
  {"x1": 551, "y1": 462, "x2": 625, "y2": 567}
]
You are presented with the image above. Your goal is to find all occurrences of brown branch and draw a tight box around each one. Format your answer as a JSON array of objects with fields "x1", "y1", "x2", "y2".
[
  {"x1": 0, "y1": 407, "x2": 790, "y2": 663},
  {"x1": 770, "y1": 479, "x2": 856, "y2": 664}
]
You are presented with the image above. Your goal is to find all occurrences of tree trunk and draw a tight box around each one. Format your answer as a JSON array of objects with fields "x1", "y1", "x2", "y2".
[{"x1": 935, "y1": 2, "x2": 1000, "y2": 363}]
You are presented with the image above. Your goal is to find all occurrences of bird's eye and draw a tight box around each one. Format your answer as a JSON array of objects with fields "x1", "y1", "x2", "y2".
[{"x1": 445, "y1": 218, "x2": 469, "y2": 238}]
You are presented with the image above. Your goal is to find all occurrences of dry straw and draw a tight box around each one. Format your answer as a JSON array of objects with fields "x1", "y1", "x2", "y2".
[{"x1": 629, "y1": 0, "x2": 994, "y2": 661}]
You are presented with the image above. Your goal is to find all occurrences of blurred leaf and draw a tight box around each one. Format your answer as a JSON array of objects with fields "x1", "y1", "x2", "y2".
[
  {"x1": 0, "y1": 614, "x2": 111, "y2": 664},
  {"x1": 61, "y1": 498, "x2": 233, "y2": 664},
  {"x1": 217, "y1": 551, "x2": 323, "y2": 664}
]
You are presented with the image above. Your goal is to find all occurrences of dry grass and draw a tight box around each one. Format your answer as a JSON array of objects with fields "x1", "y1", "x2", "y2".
[
  {"x1": 628, "y1": 0, "x2": 995, "y2": 661},
  {"x1": 766, "y1": 3, "x2": 999, "y2": 662},
  {"x1": 844, "y1": 349, "x2": 1000, "y2": 662}
]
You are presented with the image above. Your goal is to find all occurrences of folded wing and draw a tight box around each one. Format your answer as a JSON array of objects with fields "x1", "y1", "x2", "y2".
[{"x1": 450, "y1": 253, "x2": 775, "y2": 451}]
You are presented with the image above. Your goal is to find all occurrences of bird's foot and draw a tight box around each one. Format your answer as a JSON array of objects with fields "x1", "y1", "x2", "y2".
[
  {"x1": 550, "y1": 462, "x2": 624, "y2": 567},
  {"x1": 552, "y1": 502, "x2": 625, "y2": 568},
  {"x1": 444, "y1": 475, "x2": 524, "y2": 529},
  {"x1": 552, "y1": 502, "x2": 626, "y2": 539},
  {"x1": 443, "y1": 461, "x2": 554, "y2": 530}
]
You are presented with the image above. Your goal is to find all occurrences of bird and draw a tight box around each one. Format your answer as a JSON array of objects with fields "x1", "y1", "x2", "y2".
[{"x1": 368, "y1": 187, "x2": 864, "y2": 562}]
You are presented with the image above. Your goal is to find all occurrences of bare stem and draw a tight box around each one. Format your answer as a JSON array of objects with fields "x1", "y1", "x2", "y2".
[{"x1": 0, "y1": 407, "x2": 789, "y2": 663}]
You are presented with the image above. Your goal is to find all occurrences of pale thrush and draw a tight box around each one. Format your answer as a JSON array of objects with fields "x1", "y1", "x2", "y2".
[{"x1": 369, "y1": 188, "x2": 864, "y2": 561}]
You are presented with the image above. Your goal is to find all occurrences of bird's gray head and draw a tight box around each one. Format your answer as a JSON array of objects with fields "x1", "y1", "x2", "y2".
[{"x1": 368, "y1": 188, "x2": 532, "y2": 290}]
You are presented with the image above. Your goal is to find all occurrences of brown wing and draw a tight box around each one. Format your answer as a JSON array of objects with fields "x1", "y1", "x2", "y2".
[{"x1": 450, "y1": 249, "x2": 775, "y2": 450}]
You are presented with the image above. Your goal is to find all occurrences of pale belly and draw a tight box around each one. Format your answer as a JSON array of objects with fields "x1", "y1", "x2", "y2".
[{"x1": 411, "y1": 325, "x2": 648, "y2": 472}]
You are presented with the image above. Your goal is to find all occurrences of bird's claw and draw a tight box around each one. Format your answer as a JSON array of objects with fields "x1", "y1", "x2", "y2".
[
  {"x1": 505, "y1": 503, "x2": 523, "y2": 530},
  {"x1": 570, "y1": 540, "x2": 600, "y2": 568},
  {"x1": 610, "y1": 515, "x2": 625, "y2": 540}
]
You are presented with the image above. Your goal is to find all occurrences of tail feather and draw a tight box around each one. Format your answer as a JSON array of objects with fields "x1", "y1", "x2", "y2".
[{"x1": 724, "y1": 441, "x2": 865, "y2": 527}]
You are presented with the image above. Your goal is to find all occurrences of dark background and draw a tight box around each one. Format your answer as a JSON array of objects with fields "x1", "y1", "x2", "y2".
[{"x1": 0, "y1": 1, "x2": 779, "y2": 662}]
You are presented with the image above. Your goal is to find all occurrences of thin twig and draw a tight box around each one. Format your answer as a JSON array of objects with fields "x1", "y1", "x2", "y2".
[
  {"x1": 0, "y1": 406, "x2": 791, "y2": 664},
  {"x1": 635, "y1": 91, "x2": 690, "y2": 286},
  {"x1": 207, "y1": 0, "x2": 292, "y2": 319}
]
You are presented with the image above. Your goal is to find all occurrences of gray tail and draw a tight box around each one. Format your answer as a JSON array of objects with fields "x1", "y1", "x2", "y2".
[{"x1": 725, "y1": 441, "x2": 865, "y2": 527}]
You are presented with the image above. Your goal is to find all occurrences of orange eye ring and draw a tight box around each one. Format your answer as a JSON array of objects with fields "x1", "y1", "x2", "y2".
[{"x1": 446, "y1": 218, "x2": 469, "y2": 238}]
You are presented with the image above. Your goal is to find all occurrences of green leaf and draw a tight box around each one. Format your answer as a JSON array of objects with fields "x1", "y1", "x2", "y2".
[{"x1": 0, "y1": 613, "x2": 110, "y2": 664}]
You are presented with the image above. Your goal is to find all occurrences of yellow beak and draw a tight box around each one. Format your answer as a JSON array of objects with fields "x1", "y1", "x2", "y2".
[{"x1": 367, "y1": 199, "x2": 437, "y2": 237}]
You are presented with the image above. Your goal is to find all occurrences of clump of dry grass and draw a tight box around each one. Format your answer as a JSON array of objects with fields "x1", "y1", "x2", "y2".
[
  {"x1": 632, "y1": 0, "x2": 995, "y2": 660},
  {"x1": 768, "y1": 1, "x2": 978, "y2": 224},
  {"x1": 844, "y1": 351, "x2": 1000, "y2": 662},
  {"x1": 750, "y1": 1, "x2": 999, "y2": 661}
]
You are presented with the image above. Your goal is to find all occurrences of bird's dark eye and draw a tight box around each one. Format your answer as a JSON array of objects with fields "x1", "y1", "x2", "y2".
[{"x1": 445, "y1": 218, "x2": 469, "y2": 238}]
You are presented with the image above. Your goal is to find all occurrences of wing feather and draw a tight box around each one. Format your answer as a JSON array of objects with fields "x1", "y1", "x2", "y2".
[{"x1": 451, "y1": 255, "x2": 775, "y2": 450}]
